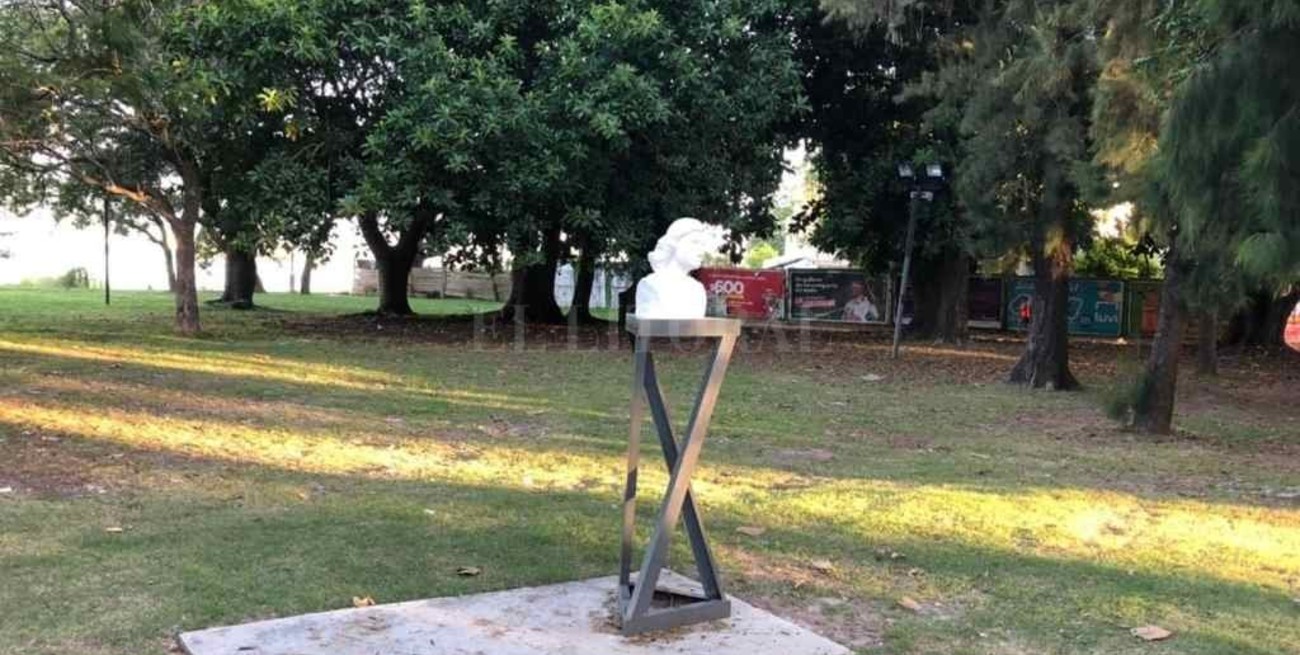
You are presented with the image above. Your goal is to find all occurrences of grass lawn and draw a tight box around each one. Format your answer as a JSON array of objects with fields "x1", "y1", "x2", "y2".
[{"x1": 0, "y1": 288, "x2": 1296, "y2": 655}]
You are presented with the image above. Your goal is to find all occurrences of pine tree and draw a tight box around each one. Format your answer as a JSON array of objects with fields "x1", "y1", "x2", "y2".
[
  {"x1": 941, "y1": 0, "x2": 1101, "y2": 388},
  {"x1": 1093, "y1": 0, "x2": 1300, "y2": 431}
]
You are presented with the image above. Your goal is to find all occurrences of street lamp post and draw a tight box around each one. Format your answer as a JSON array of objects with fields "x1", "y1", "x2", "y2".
[
  {"x1": 103, "y1": 194, "x2": 111, "y2": 306},
  {"x1": 891, "y1": 163, "x2": 944, "y2": 359}
]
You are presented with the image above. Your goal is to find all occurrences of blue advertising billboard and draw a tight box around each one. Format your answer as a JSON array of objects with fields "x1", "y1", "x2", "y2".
[{"x1": 1007, "y1": 278, "x2": 1125, "y2": 337}]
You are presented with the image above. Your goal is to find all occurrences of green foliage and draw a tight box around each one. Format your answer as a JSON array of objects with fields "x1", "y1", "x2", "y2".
[
  {"x1": 793, "y1": 2, "x2": 972, "y2": 278},
  {"x1": 0, "y1": 0, "x2": 325, "y2": 329},
  {"x1": 1161, "y1": 1, "x2": 1300, "y2": 284},
  {"x1": 1074, "y1": 236, "x2": 1161, "y2": 279},
  {"x1": 820, "y1": 0, "x2": 935, "y2": 37},
  {"x1": 1092, "y1": 0, "x2": 1299, "y2": 317},
  {"x1": 1102, "y1": 362, "x2": 1153, "y2": 424},
  {"x1": 948, "y1": 1, "x2": 1101, "y2": 262},
  {"x1": 16, "y1": 267, "x2": 91, "y2": 289},
  {"x1": 220, "y1": 0, "x2": 807, "y2": 289},
  {"x1": 743, "y1": 242, "x2": 781, "y2": 269}
]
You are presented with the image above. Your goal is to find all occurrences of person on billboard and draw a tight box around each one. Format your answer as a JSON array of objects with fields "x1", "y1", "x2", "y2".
[
  {"x1": 841, "y1": 280, "x2": 880, "y2": 322},
  {"x1": 762, "y1": 289, "x2": 783, "y2": 321}
]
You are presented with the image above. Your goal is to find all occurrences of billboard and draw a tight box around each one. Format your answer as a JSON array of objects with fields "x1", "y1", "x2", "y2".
[
  {"x1": 967, "y1": 278, "x2": 1004, "y2": 329},
  {"x1": 1124, "y1": 280, "x2": 1162, "y2": 338},
  {"x1": 696, "y1": 268, "x2": 787, "y2": 320},
  {"x1": 788, "y1": 269, "x2": 888, "y2": 323},
  {"x1": 1287, "y1": 302, "x2": 1300, "y2": 350},
  {"x1": 1007, "y1": 278, "x2": 1126, "y2": 337}
]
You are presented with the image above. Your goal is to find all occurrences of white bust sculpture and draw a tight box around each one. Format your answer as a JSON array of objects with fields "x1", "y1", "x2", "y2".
[{"x1": 634, "y1": 217, "x2": 723, "y2": 320}]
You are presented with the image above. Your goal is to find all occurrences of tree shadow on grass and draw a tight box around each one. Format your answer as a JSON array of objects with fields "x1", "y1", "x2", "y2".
[
  {"x1": 1, "y1": 342, "x2": 1296, "y2": 516},
  {"x1": 0, "y1": 445, "x2": 1293, "y2": 655},
  {"x1": 726, "y1": 513, "x2": 1297, "y2": 655}
]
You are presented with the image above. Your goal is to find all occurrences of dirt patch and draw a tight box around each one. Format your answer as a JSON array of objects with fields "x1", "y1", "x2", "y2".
[
  {"x1": 0, "y1": 431, "x2": 97, "y2": 497},
  {"x1": 750, "y1": 595, "x2": 884, "y2": 651},
  {"x1": 0, "y1": 422, "x2": 247, "y2": 498},
  {"x1": 723, "y1": 547, "x2": 886, "y2": 650}
]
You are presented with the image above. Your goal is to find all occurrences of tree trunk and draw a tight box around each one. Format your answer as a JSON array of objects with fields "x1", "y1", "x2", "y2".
[
  {"x1": 358, "y1": 208, "x2": 433, "y2": 316},
  {"x1": 1196, "y1": 310, "x2": 1218, "y2": 376},
  {"x1": 1225, "y1": 287, "x2": 1299, "y2": 348},
  {"x1": 300, "y1": 254, "x2": 314, "y2": 295},
  {"x1": 170, "y1": 219, "x2": 201, "y2": 334},
  {"x1": 569, "y1": 242, "x2": 601, "y2": 324},
  {"x1": 913, "y1": 251, "x2": 970, "y2": 344},
  {"x1": 1132, "y1": 245, "x2": 1184, "y2": 433},
  {"x1": 146, "y1": 216, "x2": 178, "y2": 293},
  {"x1": 375, "y1": 251, "x2": 419, "y2": 314},
  {"x1": 502, "y1": 229, "x2": 566, "y2": 324},
  {"x1": 1261, "y1": 288, "x2": 1298, "y2": 348},
  {"x1": 1008, "y1": 231, "x2": 1078, "y2": 390},
  {"x1": 219, "y1": 247, "x2": 259, "y2": 309},
  {"x1": 618, "y1": 281, "x2": 637, "y2": 334},
  {"x1": 159, "y1": 240, "x2": 177, "y2": 293}
]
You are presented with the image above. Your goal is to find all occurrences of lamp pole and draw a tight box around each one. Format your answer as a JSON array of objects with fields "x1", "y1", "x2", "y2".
[
  {"x1": 891, "y1": 163, "x2": 944, "y2": 359},
  {"x1": 103, "y1": 195, "x2": 111, "y2": 306}
]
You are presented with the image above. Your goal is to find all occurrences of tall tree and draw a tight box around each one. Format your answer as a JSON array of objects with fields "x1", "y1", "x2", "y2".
[
  {"x1": 795, "y1": 2, "x2": 972, "y2": 343},
  {"x1": 1162, "y1": 0, "x2": 1300, "y2": 351},
  {"x1": 0, "y1": 0, "x2": 211, "y2": 332},
  {"x1": 825, "y1": 0, "x2": 1102, "y2": 378},
  {"x1": 173, "y1": 0, "x2": 350, "y2": 310},
  {"x1": 1088, "y1": 0, "x2": 1199, "y2": 431},
  {"x1": 496, "y1": 0, "x2": 806, "y2": 324},
  {"x1": 1094, "y1": 0, "x2": 1300, "y2": 431},
  {"x1": 933, "y1": 0, "x2": 1099, "y2": 389}
]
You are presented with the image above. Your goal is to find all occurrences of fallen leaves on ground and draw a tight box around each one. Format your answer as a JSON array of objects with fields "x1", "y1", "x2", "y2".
[
  {"x1": 352, "y1": 596, "x2": 375, "y2": 608},
  {"x1": 1131, "y1": 625, "x2": 1173, "y2": 642}
]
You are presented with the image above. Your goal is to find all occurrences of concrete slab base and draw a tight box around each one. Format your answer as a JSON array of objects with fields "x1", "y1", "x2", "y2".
[{"x1": 178, "y1": 572, "x2": 850, "y2": 655}]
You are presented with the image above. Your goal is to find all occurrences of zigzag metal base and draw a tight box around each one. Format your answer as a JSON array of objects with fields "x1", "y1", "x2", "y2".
[
  {"x1": 618, "y1": 582, "x2": 732, "y2": 635},
  {"x1": 618, "y1": 317, "x2": 741, "y2": 636}
]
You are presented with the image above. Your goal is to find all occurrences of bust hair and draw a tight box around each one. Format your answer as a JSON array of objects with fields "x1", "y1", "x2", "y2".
[{"x1": 648, "y1": 239, "x2": 675, "y2": 272}]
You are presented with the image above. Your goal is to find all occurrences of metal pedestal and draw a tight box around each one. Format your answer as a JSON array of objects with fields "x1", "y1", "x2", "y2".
[{"x1": 618, "y1": 317, "x2": 740, "y2": 635}]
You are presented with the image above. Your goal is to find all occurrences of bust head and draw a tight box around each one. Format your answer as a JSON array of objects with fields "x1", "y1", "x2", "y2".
[
  {"x1": 635, "y1": 218, "x2": 725, "y2": 319},
  {"x1": 647, "y1": 218, "x2": 723, "y2": 276}
]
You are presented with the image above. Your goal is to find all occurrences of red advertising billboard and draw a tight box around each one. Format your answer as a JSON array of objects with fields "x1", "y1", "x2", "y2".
[{"x1": 696, "y1": 268, "x2": 786, "y2": 320}]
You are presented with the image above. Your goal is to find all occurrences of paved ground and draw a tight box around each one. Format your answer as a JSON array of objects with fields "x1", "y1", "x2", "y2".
[{"x1": 179, "y1": 573, "x2": 850, "y2": 655}]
